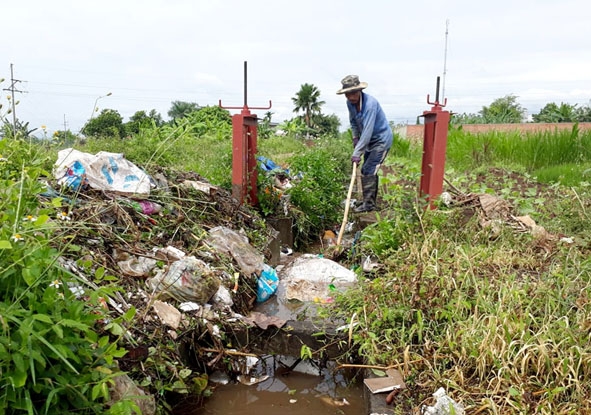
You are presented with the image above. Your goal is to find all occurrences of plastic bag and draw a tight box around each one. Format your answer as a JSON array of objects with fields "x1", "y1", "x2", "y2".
[
  {"x1": 147, "y1": 256, "x2": 220, "y2": 303},
  {"x1": 256, "y1": 264, "x2": 278, "y2": 303},
  {"x1": 422, "y1": 387, "x2": 465, "y2": 415},
  {"x1": 60, "y1": 160, "x2": 89, "y2": 190},
  {"x1": 54, "y1": 148, "x2": 153, "y2": 195},
  {"x1": 205, "y1": 226, "x2": 265, "y2": 276}
]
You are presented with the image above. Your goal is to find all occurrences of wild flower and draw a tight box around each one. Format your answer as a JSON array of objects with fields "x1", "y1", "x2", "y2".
[
  {"x1": 11, "y1": 234, "x2": 24, "y2": 242},
  {"x1": 58, "y1": 211, "x2": 71, "y2": 221},
  {"x1": 23, "y1": 215, "x2": 37, "y2": 222},
  {"x1": 49, "y1": 279, "x2": 62, "y2": 289}
]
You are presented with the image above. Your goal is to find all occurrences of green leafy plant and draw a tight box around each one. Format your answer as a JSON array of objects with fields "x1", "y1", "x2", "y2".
[
  {"x1": 285, "y1": 146, "x2": 349, "y2": 247},
  {"x1": 0, "y1": 138, "x2": 132, "y2": 414}
]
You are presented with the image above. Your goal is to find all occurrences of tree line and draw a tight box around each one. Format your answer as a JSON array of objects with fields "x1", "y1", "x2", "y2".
[
  {"x1": 1, "y1": 79, "x2": 590, "y2": 140},
  {"x1": 452, "y1": 94, "x2": 591, "y2": 124}
]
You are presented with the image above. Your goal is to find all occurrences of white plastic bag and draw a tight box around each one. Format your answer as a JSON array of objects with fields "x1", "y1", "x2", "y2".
[
  {"x1": 147, "y1": 256, "x2": 220, "y2": 303},
  {"x1": 54, "y1": 148, "x2": 153, "y2": 195}
]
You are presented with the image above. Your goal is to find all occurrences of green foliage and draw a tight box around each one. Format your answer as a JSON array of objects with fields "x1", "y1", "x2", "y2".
[
  {"x1": 532, "y1": 162, "x2": 591, "y2": 187},
  {"x1": 258, "y1": 135, "x2": 308, "y2": 165},
  {"x1": 190, "y1": 105, "x2": 232, "y2": 138},
  {"x1": 257, "y1": 111, "x2": 274, "y2": 140},
  {"x1": 0, "y1": 138, "x2": 130, "y2": 414},
  {"x1": 533, "y1": 102, "x2": 578, "y2": 122},
  {"x1": 277, "y1": 117, "x2": 306, "y2": 139},
  {"x1": 125, "y1": 109, "x2": 164, "y2": 135},
  {"x1": 256, "y1": 167, "x2": 283, "y2": 217},
  {"x1": 285, "y1": 144, "x2": 349, "y2": 247},
  {"x1": 532, "y1": 102, "x2": 591, "y2": 123},
  {"x1": 389, "y1": 133, "x2": 412, "y2": 158},
  {"x1": 360, "y1": 165, "x2": 421, "y2": 255},
  {"x1": 480, "y1": 94, "x2": 526, "y2": 123},
  {"x1": 82, "y1": 109, "x2": 125, "y2": 138},
  {"x1": 1, "y1": 118, "x2": 38, "y2": 140},
  {"x1": 451, "y1": 94, "x2": 527, "y2": 124},
  {"x1": 311, "y1": 113, "x2": 340, "y2": 137}
]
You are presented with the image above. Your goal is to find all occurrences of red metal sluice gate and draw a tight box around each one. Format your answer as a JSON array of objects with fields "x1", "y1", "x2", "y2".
[
  {"x1": 419, "y1": 76, "x2": 451, "y2": 209},
  {"x1": 219, "y1": 61, "x2": 272, "y2": 206}
]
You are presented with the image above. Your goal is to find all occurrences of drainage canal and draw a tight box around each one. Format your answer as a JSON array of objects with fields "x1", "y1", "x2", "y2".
[
  {"x1": 178, "y1": 252, "x2": 368, "y2": 414},
  {"x1": 196, "y1": 355, "x2": 365, "y2": 414}
]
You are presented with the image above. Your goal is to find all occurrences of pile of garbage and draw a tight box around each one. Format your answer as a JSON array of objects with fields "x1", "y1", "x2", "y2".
[{"x1": 47, "y1": 149, "x2": 288, "y2": 412}]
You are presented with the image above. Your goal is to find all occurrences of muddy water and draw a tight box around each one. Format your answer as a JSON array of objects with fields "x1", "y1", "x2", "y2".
[
  {"x1": 191, "y1": 253, "x2": 366, "y2": 414},
  {"x1": 196, "y1": 356, "x2": 365, "y2": 414}
]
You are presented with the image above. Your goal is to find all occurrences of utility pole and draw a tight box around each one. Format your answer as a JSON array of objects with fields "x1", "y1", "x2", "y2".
[
  {"x1": 441, "y1": 19, "x2": 450, "y2": 102},
  {"x1": 2, "y1": 63, "x2": 26, "y2": 137}
]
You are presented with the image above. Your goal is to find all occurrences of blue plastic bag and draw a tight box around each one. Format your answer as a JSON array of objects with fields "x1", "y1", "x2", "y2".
[
  {"x1": 256, "y1": 264, "x2": 278, "y2": 303},
  {"x1": 63, "y1": 161, "x2": 89, "y2": 190}
]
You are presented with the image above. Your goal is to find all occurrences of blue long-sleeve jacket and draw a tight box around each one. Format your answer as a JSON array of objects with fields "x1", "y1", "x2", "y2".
[{"x1": 347, "y1": 92, "x2": 393, "y2": 158}]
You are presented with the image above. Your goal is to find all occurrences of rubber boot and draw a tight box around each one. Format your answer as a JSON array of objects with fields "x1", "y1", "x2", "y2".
[{"x1": 354, "y1": 175, "x2": 378, "y2": 213}]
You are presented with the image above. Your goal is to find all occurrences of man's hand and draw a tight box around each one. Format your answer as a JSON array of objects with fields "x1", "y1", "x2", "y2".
[
  {"x1": 352, "y1": 137, "x2": 359, "y2": 148},
  {"x1": 351, "y1": 155, "x2": 361, "y2": 164}
]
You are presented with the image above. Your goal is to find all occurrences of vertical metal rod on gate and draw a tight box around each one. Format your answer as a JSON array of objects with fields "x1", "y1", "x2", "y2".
[
  {"x1": 419, "y1": 76, "x2": 450, "y2": 209},
  {"x1": 219, "y1": 61, "x2": 272, "y2": 206}
]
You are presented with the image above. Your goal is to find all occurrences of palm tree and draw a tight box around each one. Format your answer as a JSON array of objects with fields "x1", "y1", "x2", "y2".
[
  {"x1": 167, "y1": 101, "x2": 200, "y2": 121},
  {"x1": 292, "y1": 84, "x2": 325, "y2": 129}
]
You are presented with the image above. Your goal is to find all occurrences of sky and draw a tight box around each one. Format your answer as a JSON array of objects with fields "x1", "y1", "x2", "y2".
[{"x1": 2, "y1": 0, "x2": 591, "y2": 136}]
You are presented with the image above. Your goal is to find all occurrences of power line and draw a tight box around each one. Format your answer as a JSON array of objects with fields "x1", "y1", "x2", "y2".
[{"x1": 2, "y1": 63, "x2": 27, "y2": 136}]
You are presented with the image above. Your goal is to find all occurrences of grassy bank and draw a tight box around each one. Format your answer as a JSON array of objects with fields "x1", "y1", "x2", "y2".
[{"x1": 326, "y1": 126, "x2": 591, "y2": 413}]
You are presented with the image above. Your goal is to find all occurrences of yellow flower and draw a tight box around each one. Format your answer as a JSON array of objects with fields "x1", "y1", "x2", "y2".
[
  {"x1": 58, "y1": 211, "x2": 71, "y2": 221},
  {"x1": 41, "y1": 125, "x2": 47, "y2": 130},
  {"x1": 23, "y1": 215, "x2": 37, "y2": 222},
  {"x1": 11, "y1": 234, "x2": 24, "y2": 242}
]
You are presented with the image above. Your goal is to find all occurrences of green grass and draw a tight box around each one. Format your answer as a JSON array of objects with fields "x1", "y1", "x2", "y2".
[{"x1": 446, "y1": 125, "x2": 591, "y2": 183}]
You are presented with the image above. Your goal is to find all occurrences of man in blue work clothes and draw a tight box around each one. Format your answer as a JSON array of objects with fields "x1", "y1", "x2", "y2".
[{"x1": 337, "y1": 75, "x2": 393, "y2": 212}]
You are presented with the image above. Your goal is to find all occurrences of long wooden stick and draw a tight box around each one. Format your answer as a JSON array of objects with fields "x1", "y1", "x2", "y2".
[{"x1": 337, "y1": 162, "x2": 357, "y2": 246}]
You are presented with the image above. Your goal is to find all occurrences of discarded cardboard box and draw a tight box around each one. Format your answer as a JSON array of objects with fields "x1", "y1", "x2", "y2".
[{"x1": 364, "y1": 368, "x2": 406, "y2": 394}]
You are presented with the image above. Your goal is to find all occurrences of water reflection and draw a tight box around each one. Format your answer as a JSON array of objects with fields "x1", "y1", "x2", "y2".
[{"x1": 192, "y1": 355, "x2": 364, "y2": 415}]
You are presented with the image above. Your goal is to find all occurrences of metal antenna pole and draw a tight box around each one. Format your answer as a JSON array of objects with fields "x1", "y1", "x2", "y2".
[
  {"x1": 243, "y1": 61, "x2": 247, "y2": 108},
  {"x1": 442, "y1": 19, "x2": 449, "y2": 101}
]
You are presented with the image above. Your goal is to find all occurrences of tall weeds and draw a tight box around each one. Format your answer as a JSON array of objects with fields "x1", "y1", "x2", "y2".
[
  {"x1": 327, "y1": 128, "x2": 591, "y2": 413},
  {"x1": 446, "y1": 125, "x2": 591, "y2": 185}
]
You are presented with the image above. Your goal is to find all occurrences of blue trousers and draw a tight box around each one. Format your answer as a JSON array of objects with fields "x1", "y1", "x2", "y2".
[{"x1": 360, "y1": 143, "x2": 390, "y2": 176}]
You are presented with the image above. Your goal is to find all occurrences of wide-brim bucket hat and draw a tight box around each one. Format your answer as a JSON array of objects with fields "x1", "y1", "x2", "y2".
[{"x1": 336, "y1": 74, "x2": 368, "y2": 94}]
